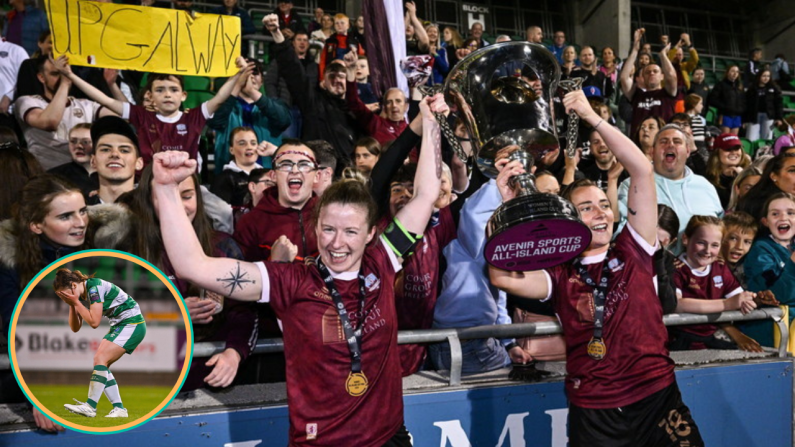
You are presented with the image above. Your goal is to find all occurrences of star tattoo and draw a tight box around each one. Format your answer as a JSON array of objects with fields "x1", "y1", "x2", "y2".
[{"x1": 217, "y1": 262, "x2": 256, "y2": 296}]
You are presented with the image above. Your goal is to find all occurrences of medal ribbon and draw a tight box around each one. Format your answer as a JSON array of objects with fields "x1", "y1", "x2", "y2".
[
  {"x1": 574, "y1": 255, "x2": 611, "y2": 342},
  {"x1": 316, "y1": 258, "x2": 368, "y2": 374}
]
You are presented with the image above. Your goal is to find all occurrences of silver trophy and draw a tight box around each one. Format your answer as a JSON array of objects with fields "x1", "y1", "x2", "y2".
[{"x1": 443, "y1": 42, "x2": 591, "y2": 271}]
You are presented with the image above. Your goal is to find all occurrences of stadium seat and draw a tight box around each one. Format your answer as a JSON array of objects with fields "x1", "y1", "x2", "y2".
[
  {"x1": 705, "y1": 107, "x2": 717, "y2": 125},
  {"x1": 184, "y1": 90, "x2": 215, "y2": 110},
  {"x1": 754, "y1": 139, "x2": 773, "y2": 153},
  {"x1": 183, "y1": 76, "x2": 211, "y2": 91},
  {"x1": 740, "y1": 138, "x2": 752, "y2": 156}
]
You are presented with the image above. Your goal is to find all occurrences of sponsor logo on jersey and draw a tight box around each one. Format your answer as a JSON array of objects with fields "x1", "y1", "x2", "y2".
[
  {"x1": 608, "y1": 258, "x2": 624, "y2": 273},
  {"x1": 364, "y1": 273, "x2": 380, "y2": 292},
  {"x1": 73, "y1": 108, "x2": 84, "y2": 118},
  {"x1": 306, "y1": 423, "x2": 317, "y2": 440},
  {"x1": 177, "y1": 124, "x2": 188, "y2": 136},
  {"x1": 713, "y1": 276, "x2": 723, "y2": 288}
]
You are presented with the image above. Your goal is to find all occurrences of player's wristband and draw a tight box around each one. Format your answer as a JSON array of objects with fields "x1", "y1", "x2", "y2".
[{"x1": 382, "y1": 217, "x2": 422, "y2": 258}]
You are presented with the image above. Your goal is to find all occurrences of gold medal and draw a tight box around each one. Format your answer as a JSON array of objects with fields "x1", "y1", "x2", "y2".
[
  {"x1": 345, "y1": 372, "x2": 369, "y2": 396},
  {"x1": 587, "y1": 337, "x2": 607, "y2": 360}
]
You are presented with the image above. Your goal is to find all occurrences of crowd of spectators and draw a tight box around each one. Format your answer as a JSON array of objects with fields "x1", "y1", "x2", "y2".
[{"x1": 1, "y1": 0, "x2": 795, "y2": 435}]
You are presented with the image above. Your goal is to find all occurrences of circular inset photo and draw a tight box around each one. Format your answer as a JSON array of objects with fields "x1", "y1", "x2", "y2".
[{"x1": 8, "y1": 250, "x2": 192, "y2": 433}]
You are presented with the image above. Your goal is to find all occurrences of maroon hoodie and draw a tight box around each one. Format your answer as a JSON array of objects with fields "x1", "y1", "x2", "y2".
[{"x1": 233, "y1": 187, "x2": 319, "y2": 262}]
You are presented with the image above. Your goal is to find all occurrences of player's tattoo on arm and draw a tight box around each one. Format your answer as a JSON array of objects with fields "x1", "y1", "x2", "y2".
[
  {"x1": 628, "y1": 207, "x2": 637, "y2": 216},
  {"x1": 432, "y1": 123, "x2": 442, "y2": 179},
  {"x1": 217, "y1": 262, "x2": 256, "y2": 297}
]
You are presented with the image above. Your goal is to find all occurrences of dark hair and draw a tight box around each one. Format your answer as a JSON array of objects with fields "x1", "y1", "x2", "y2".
[
  {"x1": 723, "y1": 64, "x2": 743, "y2": 89},
  {"x1": 390, "y1": 163, "x2": 417, "y2": 185},
  {"x1": 313, "y1": 179, "x2": 378, "y2": 230},
  {"x1": 751, "y1": 69, "x2": 779, "y2": 91},
  {"x1": 669, "y1": 113, "x2": 690, "y2": 124},
  {"x1": 35, "y1": 55, "x2": 49, "y2": 75},
  {"x1": 0, "y1": 138, "x2": 45, "y2": 220},
  {"x1": 119, "y1": 164, "x2": 213, "y2": 269},
  {"x1": 737, "y1": 153, "x2": 795, "y2": 219},
  {"x1": 325, "y1": 63, "x2": 347, "y2": 78},
  {"x1": 657, "y1": 204, "x2": 680, "y2": 244},
  {"x1": 276, "y1": 138, "x2": 316, "y2": 158},
  {"x1": 248, "y1": 168, "x2": 269, "y2": 183},
  {"x1": 306, "y1": 139, "x2": 338, "y2": 172},
  {"x1": 144, "y1": 73, "x2": 185, "y2": 92},
  {"x1": 632, "y1": 116, "x2": 665, "y2": 148},
  {"x1": 355, "y1": 136, "x2": 381, "y2": 157},
  {"x1": 13, "y1": 175, "x2": 91, "y2": 288},
  {"x1": 761, "y1": 191, "x2": 795, "y2": 220},
  {"x1": 228, "y1": 126, "x2": 256, "y2": 147},
  {"x1": 53, "y1": 268, "x2": 95, "y2": 291}
]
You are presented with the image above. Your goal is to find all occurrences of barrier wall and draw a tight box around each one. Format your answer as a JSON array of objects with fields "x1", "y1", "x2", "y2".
[{"x1": 1, "y1": 359, "x2": 791, "y2": 446}]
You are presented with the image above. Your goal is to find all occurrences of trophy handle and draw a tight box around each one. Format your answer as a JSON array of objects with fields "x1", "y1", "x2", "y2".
[
  {"x1": 558, "y1": 78, "x2": 584, "y2": 159},
  {"x1": 418, "y1": 85, "x2": 471, "y2": 164}
]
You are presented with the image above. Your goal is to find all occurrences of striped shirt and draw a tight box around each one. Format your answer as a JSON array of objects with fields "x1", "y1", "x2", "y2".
[
  {"x1": 690, "y1": 113, "x2": 707, "y2": 142},
  {"x1": 82, "y1": 278, "x2": 144, "y2": 326}
]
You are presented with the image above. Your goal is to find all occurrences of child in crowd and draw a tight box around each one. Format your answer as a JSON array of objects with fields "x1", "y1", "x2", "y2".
[
  {"x1": 685, "y1": 94, "x2": 707, "y2": 150},
  {"x1": 720, "y1": 212, "x2": 758, "y2": 288},
  {"x1": 52, "y1": 55, "x2": 253, "y2": 171},
  {"x1": 210, "y1": 127, "x2": 276, "y2": 207},
  {"x1": 354, "y1": 56, "x2": 379, "y2": 109},
  {"x1": 669, "y1": 215, "x2": 760, "y2": 350},
  {"x1": 742, "y1": 192, "x2": 795, "y2": 346}
]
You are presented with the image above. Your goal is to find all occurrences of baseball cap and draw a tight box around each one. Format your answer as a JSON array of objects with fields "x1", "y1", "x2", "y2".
[
  {"x1": 714, "y1": 133, "x2": 742, "y2": 151},
  {"x1": 583, "y1": 85, "x2": 602, "y2": 99}
]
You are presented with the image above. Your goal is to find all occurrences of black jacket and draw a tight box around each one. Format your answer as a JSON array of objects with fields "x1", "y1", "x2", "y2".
[
  {"x1": 273, "y1": 40, "x2": 360, "y2": 170},
  {"x1": 744, "y1": 84, "x2": 784, "y2": 121},
  {"x1": 709, "y1": 79, "x2": 745, "y2": 116}
]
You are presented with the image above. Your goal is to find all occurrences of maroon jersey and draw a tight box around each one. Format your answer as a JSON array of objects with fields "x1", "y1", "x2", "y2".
[
  {"x1": 629, "y1": 88, "x2": 678, "y2": 136},
  {"x1": 395, "y1": 208, "x2": 456, "y2": 376},
  {"x1": 255, "y1": 238, "x2": 403, "y2": 446},
  {"x1": 545, "y1": 224, "x2": 675, "y2": 409},
  {"x1": 673, "y1": 256, "x2": 743, "y2": 345},
  {"x1": 122, "y1": 102, "x2": 210, "y2": 168}
]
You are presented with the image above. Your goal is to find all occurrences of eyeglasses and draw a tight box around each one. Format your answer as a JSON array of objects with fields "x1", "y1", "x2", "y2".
[
  {"x1": 69, "y1": 139, "x2": 92, "y2": 146},
  {"x1": 274, "y1": 160, "x2": 317, "y2": 173}
]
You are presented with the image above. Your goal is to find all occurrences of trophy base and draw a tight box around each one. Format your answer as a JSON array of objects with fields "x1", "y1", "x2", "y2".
[{"x1": 485, "y1": 193, "x2": 592, "y2": 271}]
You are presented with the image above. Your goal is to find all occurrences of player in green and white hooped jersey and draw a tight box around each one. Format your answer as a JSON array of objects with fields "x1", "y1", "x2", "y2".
[{"x1": 53, "y1": 268, "x2": 147, "y2": 418}]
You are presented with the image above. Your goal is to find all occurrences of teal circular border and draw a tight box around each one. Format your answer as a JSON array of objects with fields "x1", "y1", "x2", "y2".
[{"x1": 7, "y1": 248, "x2": 193, "y2": 435}]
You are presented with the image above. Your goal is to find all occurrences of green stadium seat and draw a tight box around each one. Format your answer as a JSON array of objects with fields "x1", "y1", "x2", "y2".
[
  {"x1": 705, "y1": 107, "x2": 717, "y2": 125},
  {"x1": 754, "y1": 139, "x2": 773, "y2": 152},
  {"x1": 184, "y1": 90, "x2": 215, "y2": 110},
  {"x1": 740, "y1": 138, "x2": 752, "y2": 156},
  {"x1": 183, "y1": 76, "x2": 211, "y2": 91}
]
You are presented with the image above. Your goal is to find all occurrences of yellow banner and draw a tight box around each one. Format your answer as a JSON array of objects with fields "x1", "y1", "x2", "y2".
[{"x1": 45, "y1": 0, "x2": 242, "y2": 77}]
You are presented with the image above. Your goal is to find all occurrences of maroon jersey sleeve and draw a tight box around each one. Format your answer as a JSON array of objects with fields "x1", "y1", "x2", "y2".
[
  {"x1": 715, "y1": 262, "x2": 743, "y2": 297},
  {"x1": 256, "y1": 261, "x2": 308, "y2": 316},
  {"x1": 434, "y1": 206, "x2": 457, "y2": 250}
]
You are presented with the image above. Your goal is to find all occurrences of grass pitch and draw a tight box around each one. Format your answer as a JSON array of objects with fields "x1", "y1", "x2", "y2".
[{"x1": 28, "y1": 384, "x2": 173, "y2": 428}]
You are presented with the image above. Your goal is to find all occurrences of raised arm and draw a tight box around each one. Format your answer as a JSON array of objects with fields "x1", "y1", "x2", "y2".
[
  {"x1": 406, "y1": 2, "x2": 429, "y2": 52},
  {"x1": 659, "y1": 43, "x2": 678, "y2": 97},
  {"x1": 563, "y1": 90, "x2": 657, "y2": 245},
  {"x1": 59, "y1": 289, "x2": 103, "y2": 329},
  {"x1": 24, "y1": 75, "x2": 71, "y2": 131},
  {"x1": 620, "y1": 28, "x2": 644, "y2": 100},
  {"x1": 152, "y1": 152, "x2": 264, "y2": 302},
  {"x1": 394, "y1": 95, "x2": 445, "y2": 235},
  {"x1": 206, "y1": 57, "x2": 252, "y2": 115},
  {"x1": 51, "y1": 56, "x2": 124, "y2": 116}
]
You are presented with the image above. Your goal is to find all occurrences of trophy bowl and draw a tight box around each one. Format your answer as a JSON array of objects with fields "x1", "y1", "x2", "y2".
[{"x1": 443, "y1": 42, "x2": 592, "y2": 271}]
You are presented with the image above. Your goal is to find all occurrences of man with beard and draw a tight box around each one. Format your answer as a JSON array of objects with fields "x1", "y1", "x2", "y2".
[
  {"x1": 15, "y1": 56, "x2": 118, "y2": 169},
  {"x1": 581, "y1": 128, "x2": 628, "y2": 191},
  {"x1": 570, "y1": 46, "x2": 614, "y2": 104},
  {"x1": 85, "y1": 116, "x2": 143, "y2": 205},
  {"x1": 265, "y1": 14, "x2": 359, "y2": 172}
]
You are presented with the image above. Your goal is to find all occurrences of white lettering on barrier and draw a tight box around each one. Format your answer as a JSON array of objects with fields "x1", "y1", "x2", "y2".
[{"x1": 434, "y1": 410, "x2": 567, "y2": 446}]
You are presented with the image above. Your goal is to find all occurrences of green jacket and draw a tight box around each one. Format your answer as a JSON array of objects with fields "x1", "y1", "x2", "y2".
[{"x1": 207, "y1": 94, "x2": 291, "y2": 174}]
